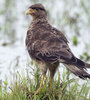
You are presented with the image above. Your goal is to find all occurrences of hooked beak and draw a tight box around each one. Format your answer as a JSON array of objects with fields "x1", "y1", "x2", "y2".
[{"x1": 25, "y1": 8, "x2": 36, "y2": 15}]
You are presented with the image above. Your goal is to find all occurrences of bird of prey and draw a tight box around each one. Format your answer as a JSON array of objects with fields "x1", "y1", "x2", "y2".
[{"x1": 25, "y1": 3, "x2": 90, "y2": 94}]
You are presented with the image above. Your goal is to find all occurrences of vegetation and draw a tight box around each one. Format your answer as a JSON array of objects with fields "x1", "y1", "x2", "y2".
[
  {"x1": 0, "y1": 62, "x2": 90, "y2": 100},
  {"x1": 0, "y1": 0, "x2": 90, "y2": 100}
]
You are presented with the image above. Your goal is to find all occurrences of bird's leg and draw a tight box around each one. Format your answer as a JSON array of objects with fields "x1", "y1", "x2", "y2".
[
  {"x1": 35, "y1": 74, "x2": 46, "y2": 94},
  {"x1": 49, "y1": 64, "x2": 59, "y2": 91},
  {"x1": 50, "y1": 76, "x2": 54, "y2": 90}
]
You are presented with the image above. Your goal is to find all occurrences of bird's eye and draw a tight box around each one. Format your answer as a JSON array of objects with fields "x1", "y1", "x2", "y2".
[
  {"x1": 31, "y1": 7, "x2": 37, "y2": 10},
  {"x1": 30, "y1": 7, "x2": 44, "y2": 11}
]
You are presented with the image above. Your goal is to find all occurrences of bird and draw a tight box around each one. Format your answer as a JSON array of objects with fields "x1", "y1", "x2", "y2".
[{"x1": 25, "y1": 3, "x2": 90, "y2": 94}]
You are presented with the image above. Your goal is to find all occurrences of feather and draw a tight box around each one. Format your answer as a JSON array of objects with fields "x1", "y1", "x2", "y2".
[
  {"x1": 26, "y1": 3, "x2": 90, "y2": 79},
  {"x1": 64, "y1": 64, "x2": 90, "y2": 79}
]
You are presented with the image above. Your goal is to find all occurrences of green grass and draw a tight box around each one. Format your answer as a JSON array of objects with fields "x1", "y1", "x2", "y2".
[{"x1": 0, "y1": 63, "x2": 90, "y2": 100}]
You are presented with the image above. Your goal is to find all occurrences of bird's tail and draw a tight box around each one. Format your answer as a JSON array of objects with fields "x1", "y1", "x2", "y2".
[
  {"x1": 64, "y1": 58, "x2": 90, "y2": 79},
  {"x1": 85, "y1": 63, "x2": 90, "y2": 68}
]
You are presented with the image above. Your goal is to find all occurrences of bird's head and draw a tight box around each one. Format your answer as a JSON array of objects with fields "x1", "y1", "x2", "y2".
[{"x1": 25, "y1": 3, "x2": 47, "y2": 19}]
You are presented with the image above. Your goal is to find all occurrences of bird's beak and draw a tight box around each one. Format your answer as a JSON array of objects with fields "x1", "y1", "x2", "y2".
[{"x1": 25, "y1": 8, "x2": 36, "y2": 15}]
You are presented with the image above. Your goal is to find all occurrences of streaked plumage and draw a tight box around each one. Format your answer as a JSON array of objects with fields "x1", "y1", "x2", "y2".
[{"x1": 25, "y1": 3, "x2": 90, "y2": 88}]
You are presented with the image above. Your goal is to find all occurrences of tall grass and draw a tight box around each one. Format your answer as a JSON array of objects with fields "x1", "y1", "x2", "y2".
[{"x1": 0, "y1": 62, "x2": 90, "y2": 100}]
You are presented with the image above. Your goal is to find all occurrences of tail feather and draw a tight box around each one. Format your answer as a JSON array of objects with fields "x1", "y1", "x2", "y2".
[
  {"x1": 64, "y1": 64, "x2": 90, "y2": 79},
  {"x1": 75, "y1": 58, "x2": 90, "y2": 69},
  {"x1": 85, "y1": 63, "x2": 90, "y2": 68}
]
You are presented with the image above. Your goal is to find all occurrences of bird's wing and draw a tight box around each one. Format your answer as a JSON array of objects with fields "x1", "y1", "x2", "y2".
[{"x1": 31, "y1": 30, "x2": 73, "y2": 64}]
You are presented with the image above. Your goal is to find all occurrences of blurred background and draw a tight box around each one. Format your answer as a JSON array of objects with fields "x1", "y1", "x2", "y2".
[{"x1": 0, "y1": 0, "x2": 90, "y2": 83}]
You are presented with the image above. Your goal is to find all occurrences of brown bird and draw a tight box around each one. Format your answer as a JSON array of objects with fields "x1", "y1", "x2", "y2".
[{"x1": 25, "y1": 3, "x2": 90, "y2": 94}]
